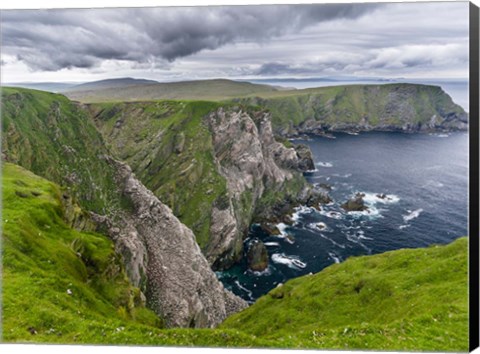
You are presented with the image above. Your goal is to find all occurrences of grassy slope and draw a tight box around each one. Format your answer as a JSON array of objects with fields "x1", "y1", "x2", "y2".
[
  {"x1": 222, "y1": 237, "x2": 468, "y2": 352},
  {"x1": 1, "y1": 162, "x2": 268, "y2": 346},
  {"x1": 1, "y1": 87, "x2": 119, "y2": 214},
  {"x1": 234, "y1": 84, "x2": 465, "y2": 131},
  {"x1": 88, "y1": 100, "x2": 229, "y2": 249},
  {"x1": 64, "y1": 79, "x2": 278, "y2": 103},
  {"x1": 2, "y1": 162, "x2": 467, "y2": 349}
]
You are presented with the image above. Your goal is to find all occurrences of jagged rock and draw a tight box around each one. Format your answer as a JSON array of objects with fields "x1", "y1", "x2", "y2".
[
  {"x1": 247, "y1": 239, "x2": 269, "y2": 272},
  {"x1": 342, "y1": 193, "x2": 368, "y2": 212},
  {"x1": 293, "y1": 143, "x2": 315, "y2": 171},
  {"x1": 204, "y1": 108, "x2": 318, "y2": 269},
  {"x1": 260, "y1": 222, "x2": 281, "y2": 235},
  {"x1": 103, "y1": 157, "x2": 247, "y2": 328},
  {"x1": 319, "y1": 183, "x2": 332, "y2": 191}
]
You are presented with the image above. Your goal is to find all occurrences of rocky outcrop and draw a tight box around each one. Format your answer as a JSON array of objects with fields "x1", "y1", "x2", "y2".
[
  {"x1": 205, "y1": 108, "x2": 323, "y2": 269},
  {"x1": 247, "y1": 239, "x2": 269, "y2": 272},
  {"x1": 341, "y1": 193, "x2": 368, "y2": 212},
  {"x1": 96, "y1": 157, "x2": 247, "y2": 328}
]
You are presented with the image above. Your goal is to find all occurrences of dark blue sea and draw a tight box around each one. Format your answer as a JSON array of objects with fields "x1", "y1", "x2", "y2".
[{"x1": 218, "y1": 131, "x2": 469, "y2": 302}]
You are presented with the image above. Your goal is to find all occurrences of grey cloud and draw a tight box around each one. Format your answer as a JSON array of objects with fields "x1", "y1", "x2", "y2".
[{"x1": 1, "y1": 4, "x2": 380, "y2": 71}]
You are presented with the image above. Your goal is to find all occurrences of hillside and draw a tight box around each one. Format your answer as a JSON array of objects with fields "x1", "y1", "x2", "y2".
[
  {"x1": 2, "y1": 162, "x2": 262, "y2": 345},
  {"x1": 233, "y1": 83, "x2": 468, "y2": 134},
  {"x1": 63, "y1": 78, "x2": 280, "y2": 103},
  {"x1": 1, "y1": 87, "x2": 248, "y2": 328},
  {"x1": 2, "y1": 165, "x2": 467, "y2": 350},
  {"x1": 62, "y1": 79, "x2": 468, "y2": 134},
  {"x1": 222, "y1": 237, "x2": 469, "y2": 351},
  {"x1": 1, "y1": 87, "x2": 120, "y2": 214},
  {"x1": 63, "y1": 78, "x2": 159, "y2": 92}
]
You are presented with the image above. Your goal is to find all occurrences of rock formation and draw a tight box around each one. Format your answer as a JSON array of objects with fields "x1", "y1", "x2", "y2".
[{"x1": 95, "y1": 158, "x2": 247, "y2": 328}]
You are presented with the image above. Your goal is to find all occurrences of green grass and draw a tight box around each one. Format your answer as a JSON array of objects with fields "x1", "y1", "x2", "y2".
[
  {"x1": 221, "y1": 237, "x2": 468, "y2": 351},
  {"x1": 233, "y1": 83, "x2": 466, "y2": 133},
  {"x1": 1, "y1": 87, "x2": 119, "y2": 214}
]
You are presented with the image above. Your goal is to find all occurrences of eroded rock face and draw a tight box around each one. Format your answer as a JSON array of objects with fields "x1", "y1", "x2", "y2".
[
  {"x1": 205, "y1": 108, "x2": 318, "y2": 269},
  {"x1": 99, "y1": 158, "x2": 247, "y2": 328}
]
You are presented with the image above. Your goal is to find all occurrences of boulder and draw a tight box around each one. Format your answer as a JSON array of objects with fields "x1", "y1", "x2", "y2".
[{"x1": 341, "y1": 193, "x2": 368, "y2": 212}]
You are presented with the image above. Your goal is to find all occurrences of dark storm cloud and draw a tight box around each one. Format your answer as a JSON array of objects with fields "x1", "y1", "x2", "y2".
[{"x1": 1, "y1": 4, "x2": 380, "y2": 71}]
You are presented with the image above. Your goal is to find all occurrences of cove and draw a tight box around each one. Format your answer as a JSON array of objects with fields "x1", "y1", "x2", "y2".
[{"x1": 218, "y1": 131, "x2": 469, "y2": 302}]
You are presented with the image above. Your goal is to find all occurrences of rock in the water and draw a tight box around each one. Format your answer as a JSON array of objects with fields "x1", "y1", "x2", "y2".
[
  {"x1": 261, "y1": 222, "x2": 281, "y2": 235},
  {"x1": 247, "y1": 239, "x2": 269, "y2": 272},
  {"x1": 341, "y1": 193, "x2": 368, "y2": 212}
]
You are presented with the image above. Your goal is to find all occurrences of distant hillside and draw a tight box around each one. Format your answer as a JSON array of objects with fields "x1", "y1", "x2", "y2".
[
  {"x1": 63, "y1": 77, "x2": 160, "y2": 92},
  {"x1": 4, "y1": 82, "x2": 79, "y2": 92},
  {"x1": 63, "y1": 78, "x2": 280, "y2": 102},
  {"x1": 222, "y1": 237, "x2": 468, "y2": 351},
  {"x1": 233, "y1": 83, "x2": 468, "y2": 134}
]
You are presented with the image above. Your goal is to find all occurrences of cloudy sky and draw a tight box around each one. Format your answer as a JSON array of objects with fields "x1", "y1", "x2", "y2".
[{"x1": 0, "y1": 1, "x2": 470, "y2": 83}]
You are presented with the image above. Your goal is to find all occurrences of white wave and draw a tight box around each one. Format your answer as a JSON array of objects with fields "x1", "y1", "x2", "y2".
[
  {"x1": 249, "y1": 266, "x2": 272, "y2": 277},
  {"x1": 306, "y1": 221, "x2": 327, "y2": 231},
  {"x1": 264, "y1": 242, "x2": 280, "y2": 247},
  {"x1": 357, "y1": 230, "x2": 373, "y2": 240},
  {"x1": 234, "y1": 280, "x2": 254, "y2": 300},
  {"x1": 315, "y1": 161, "x2": 333, "y2": 168},
  {"x1": 399, "y1": 224, "x2": 411, "y2": 230},
  {"x1": 332, "y1": 173, "x2": 352, "y2": 178},
  {"x1": 437, "y1": 134, "x2": 449, "y2": 138},
  {"x1": 319, "y1": 209, "x2": 344, "y2": 220},
  {"x1": 275, "y1": 223, "x2": 289, "y2": 237},
  {"x1": 346, "y1": 234, "x2": 372, "y2": 253},
  {"x1": 319, "y1": 233, "x2": 345, "y2": 249},
  {"x1": 348, "y1": 206, "x2": 381, "y2": 218},
  {"x1": 304, "y1": 168, "x2": 319, "y2": 173},
  {"x1": 403, "y1": 208, "x2": 423, "y2": 222},
  {"x1": 271, "y1": 253, "x2": 307, "y2": 269},
  {"x1": 285, "y1": 235, "x2": 296, "y2": 244},
  {"x1": 292, "y1": 205, "x2": 315, "y2": 222},
  {"x1": 328, "y1": 252, "x2": 341, "y2": 263},
  {"x1": 362, "y1": 192, "x2": 400, "y2": 205}
]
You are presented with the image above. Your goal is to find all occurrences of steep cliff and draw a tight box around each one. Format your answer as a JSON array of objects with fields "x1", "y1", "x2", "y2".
[
  {"x1": 234, "y1": 83, "x2": 468, "y2": 135},
  {"x1": 89, "y1": 102, "x2": 325, "y2": 269},
  {"x1": 1, "y1": 87, "x2": 246, "y2": 328},
  {"x1": 96, "y1": 158, "x2": 247, "y2": 327}
]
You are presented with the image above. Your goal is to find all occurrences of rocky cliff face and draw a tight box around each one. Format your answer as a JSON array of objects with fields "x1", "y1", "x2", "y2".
[
  {"x1": 204, "y1": 107, "x2": 323, "y2": 269},
  {"x1": 93, "y1": 158, "x2": 248, "y2": 328}
]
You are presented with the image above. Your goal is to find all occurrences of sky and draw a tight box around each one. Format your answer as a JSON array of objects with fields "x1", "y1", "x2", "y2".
[{"x1": 0, "y1": 1, "x2": 470, "y2": 83}]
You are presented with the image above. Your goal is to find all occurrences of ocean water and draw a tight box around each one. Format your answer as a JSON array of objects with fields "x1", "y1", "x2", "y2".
[{"x1": 218, "y1": 131, "x2": 469, "y2": 302}]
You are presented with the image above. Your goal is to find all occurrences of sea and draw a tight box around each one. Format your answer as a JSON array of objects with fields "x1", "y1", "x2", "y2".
[{"x1": 218, "y1": 79, "x2": 469, "y2": 303}]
